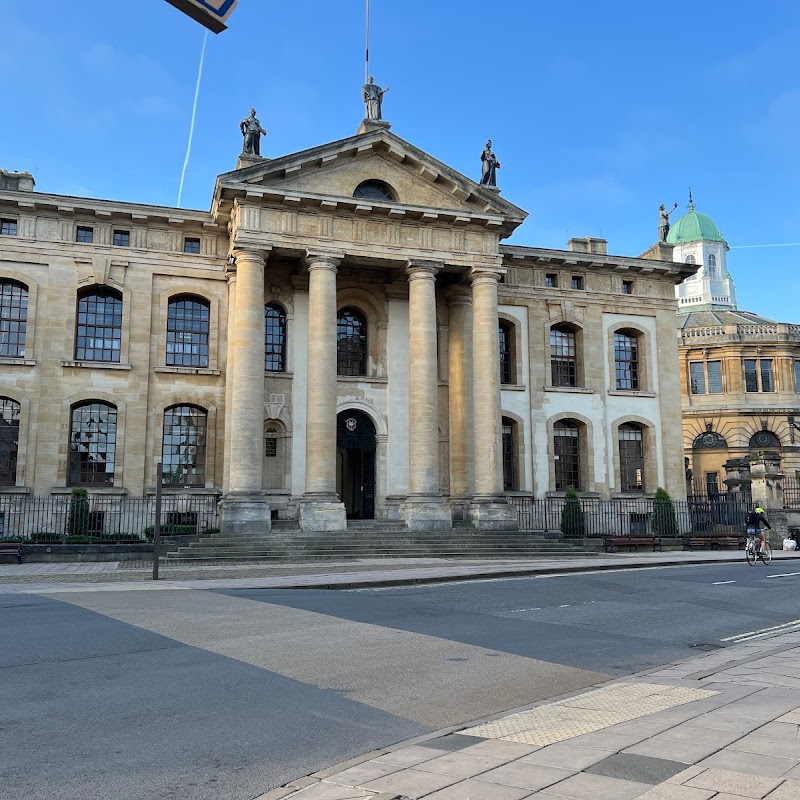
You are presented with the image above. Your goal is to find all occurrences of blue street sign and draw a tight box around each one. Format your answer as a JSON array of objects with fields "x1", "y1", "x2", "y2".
[{"x1": 164, "y1": 0, "x2": 239, "y2": 33}]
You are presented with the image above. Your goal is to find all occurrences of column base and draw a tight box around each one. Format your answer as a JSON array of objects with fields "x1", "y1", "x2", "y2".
[
  {"x1": 469, "y1": 497, "x2": 518, "y2": 531},
  {"x1": 299, "y1": 497, "x2": 347, "y2": 532},
  {"x1": 219, "y1": 492, "x2": 271, "y2": 536},
  {"x1": 401, "y1": 496, "x2": 452, "y2": 531}
]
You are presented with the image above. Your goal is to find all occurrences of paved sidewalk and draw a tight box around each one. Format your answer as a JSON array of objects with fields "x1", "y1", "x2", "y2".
[
  {"x1": 1, "y1": 550, "x2": 798, "y2": 593},
  {"x1": 261, "y1": 630, "x2": 800, "y2": 800}
]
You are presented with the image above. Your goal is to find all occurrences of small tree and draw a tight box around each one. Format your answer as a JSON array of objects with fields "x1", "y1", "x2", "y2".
[
  {"x1": 653, "y1": 487, "x2": 679, "y2": 537},
  {"x1": 561, "y1": 488, "x2": 585, "y2": 538},
  {"x1": 67, "y1": 487, "x2": 90, "y2": 538}
]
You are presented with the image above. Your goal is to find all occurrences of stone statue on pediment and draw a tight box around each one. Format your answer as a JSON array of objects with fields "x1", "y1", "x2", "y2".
[
  {"x1": 240, "y1": 108, "x2": 267, "y2": 157},
  {"x1": 480, "y1": 140, "x2": 500, "y2": 187},
  {"x1": 362, "y1": 76, "x2": 389, "y2": 121},
  {"x1": 658, "y1": 202, "x2": 678, "y2": 242}
]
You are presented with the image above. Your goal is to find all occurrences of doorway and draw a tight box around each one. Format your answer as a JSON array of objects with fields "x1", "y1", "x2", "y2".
[{"x1": 336, "y1": 410, "x2": 376, "y2": 519}]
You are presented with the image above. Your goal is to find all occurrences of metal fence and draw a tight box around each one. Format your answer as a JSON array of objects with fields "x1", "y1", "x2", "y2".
[
  {"x1": 783, "y1": 477, "x2": 800, "y2": 510},
  {"x1": 511, "y1": 495, "x2": 751, "y2": 536},
  {"x1": 0, "y1": 494, "x2": 220, "y2": 544}
]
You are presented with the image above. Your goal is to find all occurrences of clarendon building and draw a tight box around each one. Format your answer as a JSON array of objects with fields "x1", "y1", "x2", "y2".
[
  {"x1": 672, "y1": 197, "x2": 800, "y2": 496},
  {"x1": 0, "y1": 121, "x2": 693, "y2": 534}
]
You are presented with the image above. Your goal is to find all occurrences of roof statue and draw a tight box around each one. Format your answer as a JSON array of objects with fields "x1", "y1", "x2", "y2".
[
  {"x1": 362, "y1": 76, "x2": 389, "y2": 121},
  {"x1": 658, "y1": 202, "x2": 678, "y2": 243},
  {"x1": 480, "y1": 140, "x2": 500, "y2": 188},
  {"x1": 240, "y1": 108, "x2": 266, "y2": 157}
]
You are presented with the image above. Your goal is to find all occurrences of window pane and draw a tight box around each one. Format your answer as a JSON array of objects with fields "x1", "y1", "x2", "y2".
[
  {"x1": 550, "y1": 327, "x2": 577, "y2": 387},
  {"x1": 554, "y1": 420, "x2": 580, "y2": 491},
  {"x1": 265, "y1": 304, "x2": 287, "y2": 372},
  {"x1": 0, "y1": 397, "x2": 21, "y2": 486},
  {"x1": 690, "y1": 362, "x2": 706, "y2": 394},
  {"x1": 76, "y1": 226, "x2": 94, "y2": 243},
  {"x1": 545, "y1": 274, "x2": 557, "y2": 288},
  {"x1": 499, "y1": 323, "x2": 513, "y2": 384},
  {"x1": 619, "y1": 424, "x2": 644, "y2": 493},
  {"x1": 161, "y1": 405, "x2": 207, "y2": 487},
  {"x1": 337, "y1": 308, "x2": 367, "y2": 376},
  {"x1": 183, "y1": 237, "x2": 201, "y2": 254},
  {"x1": 113, "y1": 230, "x2": 130, "y2": 247},
  {"x1": 75, "y1": 291, "x2": 122, "y2": 362},
  {"x1": 502, "y1": 420, "x2": 515, "y2": 491},
  {"x1": 166, "y1": 297, "x2": 210, "y2": 367},
  {"x1": 795, "y1": 360, "x2": 800, "y2": 392},
  {"x1": 744, "y1": 359, "x2": 759, "y2": 392},
  {"x1": 0, "y1": 219, "x2": 17, "y2": 236},
  {"x1": 707, "y1": 361, "x2": 723, "y2": 394},
  {"x1": 614, "y1": 332, "x2": 639, "y2": 390},
  {"x1": 68, "y1": 402, "x2": 117, "y2": 486},
  {"x1": 760, "y1": 359, "x2": 774, "y2": 392},
  {"x1": 0, "y1": 281, "x2": 28, "y2": 358}
]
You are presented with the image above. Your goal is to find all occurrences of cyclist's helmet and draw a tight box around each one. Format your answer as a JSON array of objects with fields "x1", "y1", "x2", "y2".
[{"x1": 755, "y1": 507, "x2": 765, "y2": 514}]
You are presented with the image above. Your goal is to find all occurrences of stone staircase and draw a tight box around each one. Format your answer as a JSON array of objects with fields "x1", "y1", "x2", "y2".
[{"x1": 164, "y1": 519, "x2": 599, "y2": 561}]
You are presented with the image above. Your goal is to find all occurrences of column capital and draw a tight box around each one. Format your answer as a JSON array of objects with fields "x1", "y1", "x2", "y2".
[
  {"x1": 406, "y1": 259, "x2": 443, "y2": 281},
  {"x1": 445, "y1": 285, "x2": 473, "y2": 306},
  {"x1": 469, "y1": 266, "x2": 507, "y2": 285},
  {"x1": 230, "y1": 247, "x2": 270, "y2": 268},
  {"x1": 305, "y1": 250, "x2": 344, "y2": 271}
]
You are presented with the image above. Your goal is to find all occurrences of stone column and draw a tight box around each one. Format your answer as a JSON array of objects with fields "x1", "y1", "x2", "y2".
[
  {"x1": 470, "y1": 267, "x2": 517, "y2": 530},
  {"x1": 299, "y1": 252, "x2": 347, "y2": 531},
  {"x1": 222, "y1": 271, "x2": 237, "y2": 494},
  {"x1": 446, "y1": 286, "x2": 474, "y2": 520},
  {"x1": 221, "y1": 248, "x2": 271, "y2": 534},
  {"x1": 402, "y1": 260, "x2": 451, "y2": 531}
]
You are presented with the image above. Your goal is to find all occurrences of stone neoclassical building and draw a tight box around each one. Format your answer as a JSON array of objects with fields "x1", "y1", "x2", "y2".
[
  {"x1": 671, "y1": 197, "x2": 800, "y2": 495},
  {"x1": 0, "y1": 121, "x2": 693, "y2": 534}
]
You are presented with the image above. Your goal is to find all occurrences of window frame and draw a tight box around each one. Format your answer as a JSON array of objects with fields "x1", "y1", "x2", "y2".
[
  {"x1": 553, "y1": 419, "x2": 581, "y2": 491},
  {"x1": 614, "y1": 330, "x2": 640, "y2": 391},
  {"x1": 336, "y1": 306, "x2": 368, "y2": 377},
  {"x1": 74, "y1": 287, "x2": 123, "y2": 363},
  {"x1": 161, "y1": 404, "x2": 208, "y2": 487},
  {"x1": 353, "y1": 180, "x2": 396, "y2": 202},
  {"x1": 622, "y1": 280, "x2": 634, "y2": 295},
  {"x1": 618, "y1": 422, "x2": 645, "y2": 493},
  {"x1": 571, "y1": 275, "x2": 584, "y2": 290},
  {"x1": 550, "y1": 324, "x2": 578, "y2": 388},
  {"x1": 744, "y1": 358, "x2": 775, "y2": 393},
  {"x1": 183, "y1": 237, "x2": 201, "y2": 254},
  {"x1": 0, "y1": 219, "x2": 18, "y2": 236},
  {"x1": 498, "y1": 320, "x2": 516, "y2": 385},
  {"x1": 166, "y1": 295, "x2": 210, "y2": 368},
  {"x1": 265, "y1": 303, "x2": 287, "y2": 373},
  {"x1": 501, "y1": 417, "x2": 517, "y2": 491},
  {"x1": 0, "y1": 397, "x2": 21, "y2": 487},
  {"x1": 545, "y1": 273, "x2": 558, "y2": 288},
  {"x1": 0, "y1": 280, "x2": 28, "y2": 359},
  {"x1": 68, "y1": 401, "x2": 118, "y2": 487},
  {"x1": 75, "y1": 226, "x2": 94, "y2": 244}
]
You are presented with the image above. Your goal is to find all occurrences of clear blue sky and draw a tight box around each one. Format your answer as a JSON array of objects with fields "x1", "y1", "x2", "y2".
[{"x1": 3, "y1": 0, "x2": 799, "y2": 321}]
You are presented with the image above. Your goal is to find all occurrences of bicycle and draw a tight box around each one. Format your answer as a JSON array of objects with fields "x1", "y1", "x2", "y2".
[{"x1": 745, "y1": 534, "x2": 772, "y2": 566}]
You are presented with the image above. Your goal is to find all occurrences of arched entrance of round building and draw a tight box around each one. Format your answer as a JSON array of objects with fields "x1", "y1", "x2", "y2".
[{"x1": 336, "y1": 409, "x2": 376, "y2": 519}]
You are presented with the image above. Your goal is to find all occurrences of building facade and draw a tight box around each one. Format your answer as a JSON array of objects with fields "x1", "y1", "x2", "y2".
[
  {"x1": 672, "y1": 198, "x2": 800, "y2": 495},
  {"x1": 0, "y1": 127, "x2": 691, "y2": 534}
]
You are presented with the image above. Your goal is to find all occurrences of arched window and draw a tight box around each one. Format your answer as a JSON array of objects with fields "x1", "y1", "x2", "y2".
[
  {"x1": 353, "y1": 180, "x2": 396, "y2": 202},
  {"x1": 265, "y1": 303, "x2": 287, "y2": 372},
  {"x1": 619, "y1": 423, "x2": 644, "y2": 493},
  {"x1": 161, "y1": 405, "x2": 207, "y2": 487},
  {"x1": 337, "y1": 307, "x2": 367, "y2": 376},
  {"x1": 0, "y1": 280, "x2": 28, "y2": 358},
  {"x1": 502, "y1": 417, "x2": 517, "y2": 491},
  {"x1": 0, "y1": 397, "x2": 21, "y2": 486},
  {"x1": 749, "y1": 430, "x2": 781, "y2": 449},
  {"x1": 614, "y1": 330, "x2": 640, "y2": 390},
  {"x1": 264, "y1": 421, "x2": 290, "y2": 490},
  {"x1": 554, "y1": 420, "x2": 581, "y2": 491},
  {"x1": 75, "y1": 288, "x2": 122, "y2": 362},
  {"x1": 707, "y1": 253, "x2": 717, "y2": 278},
  {"x1": 685, "y1": 254, "x2": 696, "y2": 265},
  {"x1": 69, "y1": 402, "x2": 117, "y2": 486},
  {"x1": 167, "y1": 295, "x2": 209, "y2": 367},
  {"x1": 499, "y1": 321, "x2": 515, "y2": 384},
  {"x1": 550, "y1": 325, "x2": 577, "y2": 387}
]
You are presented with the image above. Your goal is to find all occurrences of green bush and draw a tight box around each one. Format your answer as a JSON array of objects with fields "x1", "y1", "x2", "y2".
[
  {"x1": 653, "y1": 487, "x2": 679, "y2": 537},
  {"x1": 0, "y1": 536, "x2": 25, "y2": 543},
  {"x1": 67, "y1": 488, "x2": 90, "y2": 538},
  {"x1": 29, "y1": 531, "x2": 61, "y2": 544},
  {"x1": 142, "y1": 524, "x2": 217, "y2": 540},
  {"x1": 560, "y1": 488, "x2": 586, "y2": 538}
]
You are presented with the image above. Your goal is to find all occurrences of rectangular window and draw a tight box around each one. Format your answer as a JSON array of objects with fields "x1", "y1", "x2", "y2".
[
  {"x1": 571, "y1": 276, "x2": 583, "y2": 290},
  {"x1": 113, "y1": 230, "x2": 130, "y2": 247},
  {"x1": 183, "y1": 237, "x2": 201, "y2": 254},
  {"x1": 690, "y1": 362, "x2": 706, "y2": 394},
  {"x1": 545, "y1": 273, "x2": 558, "y2": 288},
  {"x1": 705, "y1": 472, "x2": 720, "y2": 497},
  {"x1": 760, "y1": 359, "x2": 774, "y2": 392},
  {"x1": 502, "y1": 421, "x2": 515, "y2": 491},
  {"x1": 795, "y1": 360, "x2": 800, "y2": 391},
  {"x1": 76, "y1": 226, "x2": 94, "y2": 243},
  {"x1": 744, "y1": 359, "x2": 759, "y2": 392},
  {"x1": 622, "y1": 280, "x2": 634, "y2": 295},
  {"x1": 707, "y1": 361, "x2": 723, "y2": 394},
  {"x1": 265, "y1": 438, "x2": 277, "y2": 458},
  {"x1": 0, "y1": 219, "x2": 17, "y2": 236},
  {"x1": 550, "y1": 327, "x2": 577, "y2": 387}
]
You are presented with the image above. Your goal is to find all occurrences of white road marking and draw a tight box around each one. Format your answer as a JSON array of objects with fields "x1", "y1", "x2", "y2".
[
  {"x1": 507, "y1": 607, "x2": 541, "y2": 613},
  {"x1": 766, "y1": 571, "x2": 800, "y2": 579},
  {"x1": 721, "y1": 618, "x2": 800, "y2": 643},
  {"x1": 713, "y1": 581, "x2": 736, "y2": 585}
]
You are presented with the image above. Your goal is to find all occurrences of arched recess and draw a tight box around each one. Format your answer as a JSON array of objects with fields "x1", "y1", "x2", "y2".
[
  {"x1": 336, "y1": 408, "x2": 378, "y2": 519},
  {"x1": 608, "y1": 323, "x2": 651, "y2": 392},
  {"x1": 263, "y1": 419, "x2": 291, "y2": 491},
  {"x1": 501, "y1": 409, "x2": 528, "y2": 493},
  {"x1": 610, "y1": 415, "x2": 658, "y2": 495},
  {"x1": 749, "y1": 430, "x2": 781, "y2": 450},
  {"x1": 0, "y1": 389, "x2": 31, "y2": 489},
  {"x1": 693, "y1": 431, "x2": 729, "y2": 450},
  {"x1": 546, "y1": 411, "x2": 595, "y2": 493},
  {"x1": 336, "y1": 287, "x2": 388, "y2": 378}
]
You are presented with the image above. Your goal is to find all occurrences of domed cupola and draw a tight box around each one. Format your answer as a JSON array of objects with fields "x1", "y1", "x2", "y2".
[{"x1": 671, "y1": 191, "x2": 736, "y2": 313}]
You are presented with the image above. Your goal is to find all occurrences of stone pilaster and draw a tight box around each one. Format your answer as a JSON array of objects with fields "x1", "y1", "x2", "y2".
[
  {"x1": 221, "y1": 249, "x2": 271, "y2": 534},
  {"x1": 401, "y1": 260, "x2": 451, "y2": 531},
  {"x1": 446, "y1": 286, "x2": 474, "y2": 520},
  {"x1": 469, "y1": 267, "x2": 517, "y2": 530},
  {"x1": 300, "y1": 252, "x2": 346, "y2": 531}
]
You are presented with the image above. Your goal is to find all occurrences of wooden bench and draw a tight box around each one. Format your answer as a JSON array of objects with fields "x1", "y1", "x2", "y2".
[
  {"x1": 712, "y1": 536, "x2": 746, "y2": 550},
  {"x1": 604, "y1": 535, "x2": 662, "y2": 553},
  {"x1": 683, "y1": 536, "x2": 746, "y2": 551},
  {"x1": 0, "y1": 542, "x2": 23, "y2": 564}
]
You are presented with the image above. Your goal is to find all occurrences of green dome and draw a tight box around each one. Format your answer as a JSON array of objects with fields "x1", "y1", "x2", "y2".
[{"x1": 666, "y1": 199, "x2": 725, "y2": 244}]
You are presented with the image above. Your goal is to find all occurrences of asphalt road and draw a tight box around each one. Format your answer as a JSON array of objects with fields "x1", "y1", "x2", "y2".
[{"x1": 2, "y1": 561, "x2": 800, "y2": 800}]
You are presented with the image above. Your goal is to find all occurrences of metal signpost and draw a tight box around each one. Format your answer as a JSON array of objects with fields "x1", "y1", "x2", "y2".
[
  {"x1": 153, "y1": 462, "x2": 163, "y2": 581},
  {"x1": 164, "y1": 0, "x2": 239, "y2": 33}
]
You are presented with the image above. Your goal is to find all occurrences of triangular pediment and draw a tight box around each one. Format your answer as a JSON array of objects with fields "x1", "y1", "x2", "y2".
[{"x1": 214, "y1": 129, "x2": 526, "y2": 235}]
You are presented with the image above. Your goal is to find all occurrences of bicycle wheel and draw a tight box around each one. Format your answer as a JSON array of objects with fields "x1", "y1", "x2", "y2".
[
  {"x1": 761, "y1": 542, "x2": 772, "y2": 565},
  {"x1": 746, "y1": 543, "x2": 756, "y2": 565}
]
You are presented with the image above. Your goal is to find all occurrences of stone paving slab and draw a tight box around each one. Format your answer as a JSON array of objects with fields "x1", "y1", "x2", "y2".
[{"x1": 265, "y1": 628, "x2": 800, "y2": 800}]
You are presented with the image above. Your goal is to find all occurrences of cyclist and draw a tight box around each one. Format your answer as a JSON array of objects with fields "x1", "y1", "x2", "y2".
[{"x1": 745, "y1": 506, "x2": 771, "y2": 557}]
